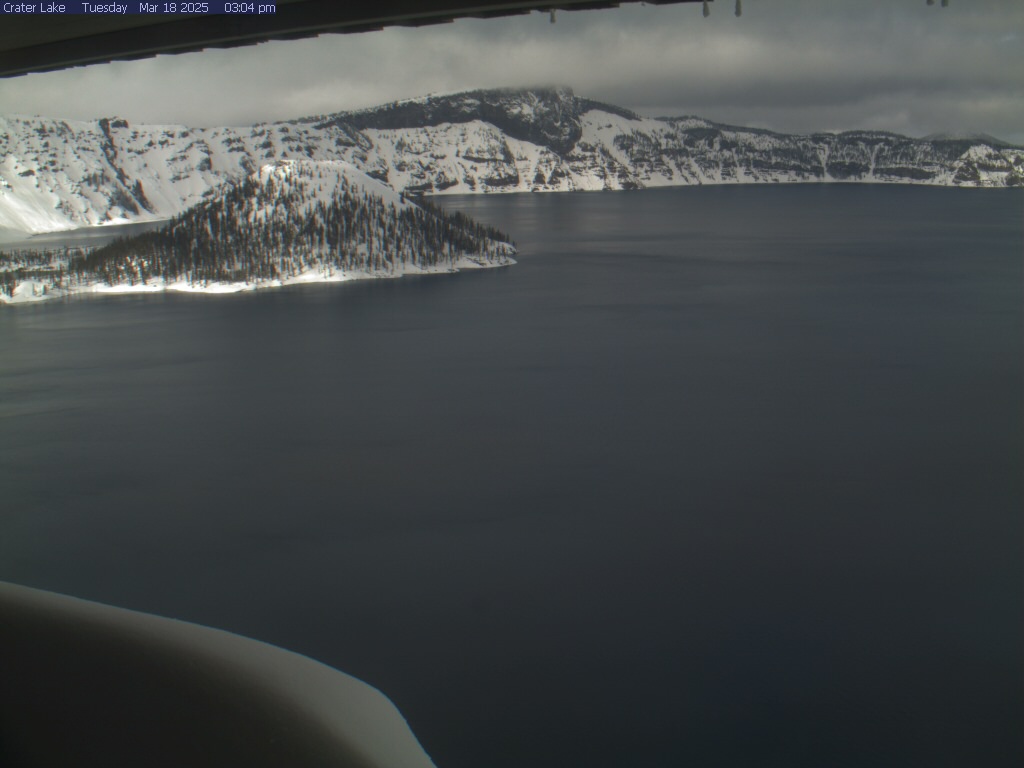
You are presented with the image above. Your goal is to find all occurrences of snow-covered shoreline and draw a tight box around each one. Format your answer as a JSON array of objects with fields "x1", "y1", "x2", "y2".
[{"x1": 1, "y1": 254, "x2": 515, "y2": 306}]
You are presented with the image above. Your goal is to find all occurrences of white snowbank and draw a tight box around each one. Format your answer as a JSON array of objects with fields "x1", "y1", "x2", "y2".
[
  {"x1": 0, "y1": 256, "x2": 516, "y2": 306},
  {"x1": 0, "y1": 580, "x2": 438, "y2": 768}
]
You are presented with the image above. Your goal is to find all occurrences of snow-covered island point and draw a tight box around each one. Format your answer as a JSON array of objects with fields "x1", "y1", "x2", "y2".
[{"x1": 0, "y1": 160, "x2": 516, "y2": 305}]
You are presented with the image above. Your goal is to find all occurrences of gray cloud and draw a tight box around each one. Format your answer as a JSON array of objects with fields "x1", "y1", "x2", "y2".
[{"x1": 1, "y1": 0, "x2": 1021, "y2": 142}]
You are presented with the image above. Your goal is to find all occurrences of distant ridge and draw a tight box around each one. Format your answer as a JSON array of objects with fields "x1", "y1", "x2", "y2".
[
  {"x1": 311, "y1": 86, "x2": 594, "y2": 155},
  {"x1": 921, "y1": 132, "x2": 1019, "y2": 149},
  {"x1": 2, "y1": 86, "x2": 1022, "y2": 234}
]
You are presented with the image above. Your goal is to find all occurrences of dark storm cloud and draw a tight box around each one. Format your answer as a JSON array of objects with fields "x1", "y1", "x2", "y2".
[{"x1": 1, "y1": 0, "x2": 1021, "y2": 141}]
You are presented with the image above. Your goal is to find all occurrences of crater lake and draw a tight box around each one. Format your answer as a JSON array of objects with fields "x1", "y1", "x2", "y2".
[{"x1": 1, "y1": 184, "x2": 1021, "y2": 768}]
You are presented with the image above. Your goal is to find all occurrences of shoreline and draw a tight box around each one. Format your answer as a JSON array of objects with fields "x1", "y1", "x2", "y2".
[
  {"x1": 2, "y1": 179, "x2": 1019, "y2": 249},
  {"x1": 0, "y1": 218, "x2": 171, "y2": 250},
  {"x1": 0, "y1": 254, "x2": 516, "y2": 306}
]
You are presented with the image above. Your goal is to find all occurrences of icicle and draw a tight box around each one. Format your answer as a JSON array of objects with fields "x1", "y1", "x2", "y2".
[
  {"x1": 550, "y1": 9, "x2": 556, "y2": 23},
  {"x1": 735, "y1": 0, "x2": 742, "y2": 17},
  {"x1": 703, "y1": 0, "x2": 710, "y2": 18}
]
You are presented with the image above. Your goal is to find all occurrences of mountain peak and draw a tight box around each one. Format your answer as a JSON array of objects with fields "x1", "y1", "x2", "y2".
[
  {"x1": 921, "y1": 131, "x2": 1018, "y2": 149},
  {"x1": 314, "y1": 86, "x2": 595, "y2": 155}
]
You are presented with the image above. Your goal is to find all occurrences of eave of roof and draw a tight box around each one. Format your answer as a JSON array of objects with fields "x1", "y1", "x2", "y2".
[{"x1": 1, "y1": 0, "x2": 703, "y2": 79}]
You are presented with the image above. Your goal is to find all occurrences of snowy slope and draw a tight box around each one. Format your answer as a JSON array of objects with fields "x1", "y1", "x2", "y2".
[
  {"x1": 2, "y1": 87, "x2": 1022, "y2": 234},
  {"x1": 0, "y1": 115, "x2": 368, "y2": 233}
]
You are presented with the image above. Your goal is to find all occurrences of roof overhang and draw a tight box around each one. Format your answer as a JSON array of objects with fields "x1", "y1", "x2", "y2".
[{"x1": 1, "y1": 0, "x2": 703, "y2": 79}]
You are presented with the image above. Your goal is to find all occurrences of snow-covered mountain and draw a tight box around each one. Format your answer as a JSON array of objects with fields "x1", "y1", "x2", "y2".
[
  {"x1": 0, "y1": 160, "x2": 515, "y2": 303},
  {"x1": 2, "y1": 86, "x2": 1022, "y2": 234}
]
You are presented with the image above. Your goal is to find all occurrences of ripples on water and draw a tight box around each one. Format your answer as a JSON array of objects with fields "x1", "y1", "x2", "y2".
[{"x1": 1, "y1": 185, "x2": 1021, "y2": 768}]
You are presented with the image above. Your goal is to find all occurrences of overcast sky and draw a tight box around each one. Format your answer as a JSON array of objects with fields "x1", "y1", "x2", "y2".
[{"x1": 1, "y1": 0, "x2": 1021, "y2": 142}]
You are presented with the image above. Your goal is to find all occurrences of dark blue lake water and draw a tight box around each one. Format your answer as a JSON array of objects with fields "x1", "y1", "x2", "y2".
[{"x1": 1, "y1": 185, "x2": 1021, "y2": 767}]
